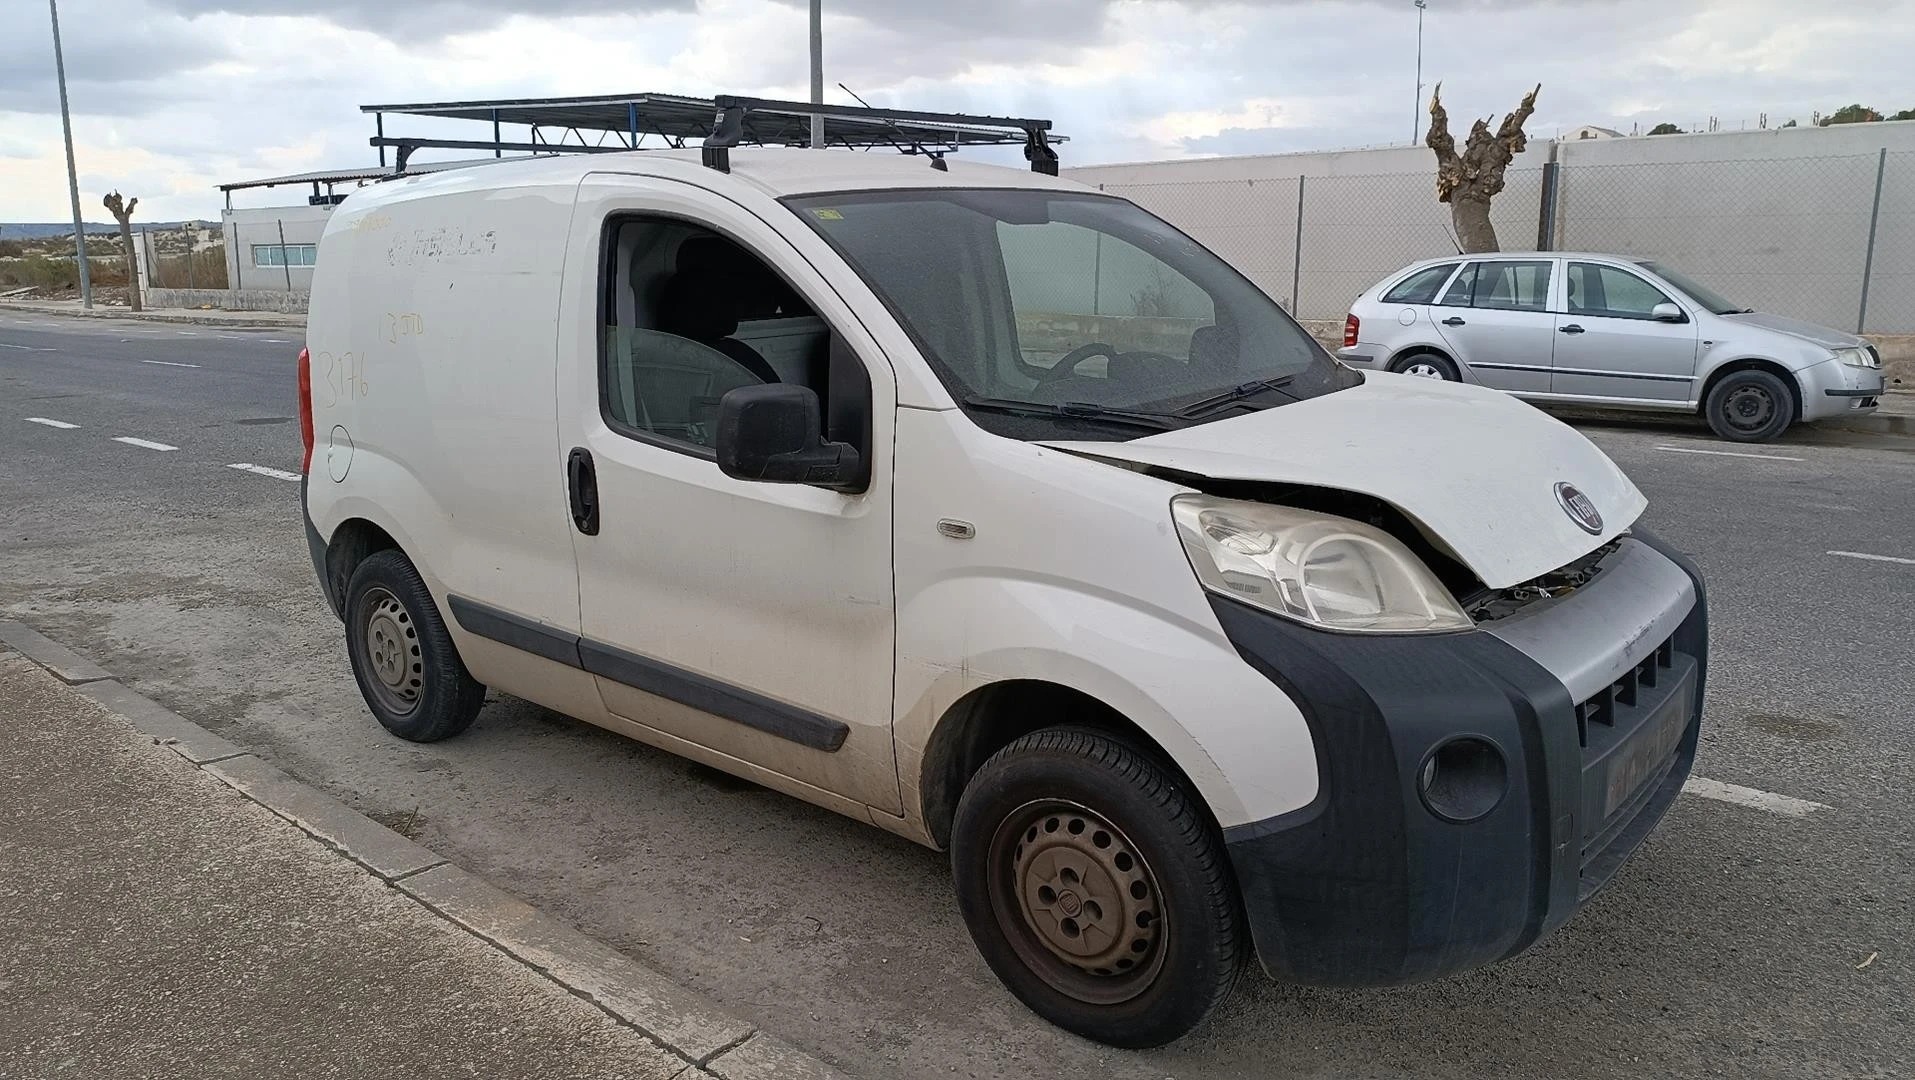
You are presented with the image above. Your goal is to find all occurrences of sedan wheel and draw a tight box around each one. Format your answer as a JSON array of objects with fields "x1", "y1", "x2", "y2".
[{"x1": 1389, "y1": 352, "x2": 1460, "y2": 381}]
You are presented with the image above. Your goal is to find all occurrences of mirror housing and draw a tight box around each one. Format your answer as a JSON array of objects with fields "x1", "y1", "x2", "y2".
[
  {"x1": 1651, "y1": 302, "x2": 1687, "y2": 323},
  {"x1": 716, "y1": 384, "x2": 865, "y2": 492}
]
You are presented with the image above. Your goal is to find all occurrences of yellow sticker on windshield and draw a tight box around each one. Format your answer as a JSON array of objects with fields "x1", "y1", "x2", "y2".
[{"x1": 809, "y1": 208, "x2": 844, "y2": 221}]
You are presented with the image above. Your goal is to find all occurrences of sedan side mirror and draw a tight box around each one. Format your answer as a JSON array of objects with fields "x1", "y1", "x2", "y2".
[
  {"x1": 716, "y1": 384, "x2": 865, "y2": 492},
  {"x1": 1651, "y1": 302, "x2": 1687, "y2": 323}
]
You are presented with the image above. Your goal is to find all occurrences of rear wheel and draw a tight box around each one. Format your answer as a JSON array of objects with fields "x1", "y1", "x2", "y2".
[
  {"x1": 950, "y1": 728, "x2": 1245, "y2": 1048},
  {"x1": 344, "y1": 550, "x2": 485, "y2": 742},
  {"x1": 1704, "y1": 369, "x2": 1794, "y2": 442},
  {"x1": 1390, "y1": 351, "x2": 1460, "y2": 381}
]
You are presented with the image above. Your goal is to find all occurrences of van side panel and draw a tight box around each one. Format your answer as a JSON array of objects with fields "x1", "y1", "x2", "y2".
[
  {"x1": 890, "y1": 408, "x2": 1322, "y2": 834},
  {"x1": 307, "y1": 177, "x2": 587, "y2": 696}
]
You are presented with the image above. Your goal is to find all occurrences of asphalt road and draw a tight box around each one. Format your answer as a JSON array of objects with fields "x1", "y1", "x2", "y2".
[{"x1": 3, "y1": 309, "x2": 1911, "y2": 1079}]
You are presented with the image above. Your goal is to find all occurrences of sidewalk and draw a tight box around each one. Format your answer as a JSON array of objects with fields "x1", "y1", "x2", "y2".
[
  {"x1": 0, "y1": 298, "x2": 304, "y2": 330},
  {"x1": 0, "y1": 629, "x2": 845, "y2": 1080}
]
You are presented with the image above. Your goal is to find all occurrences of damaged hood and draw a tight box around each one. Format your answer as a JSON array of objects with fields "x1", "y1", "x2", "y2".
[{"x1": 1041, "y1": 374, "x2": 1647, "y2": 589}]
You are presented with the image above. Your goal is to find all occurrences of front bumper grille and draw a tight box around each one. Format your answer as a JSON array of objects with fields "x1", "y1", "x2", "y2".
[{"x1": 1574, "y1": 629, "x2": 1699, "y2": 895}]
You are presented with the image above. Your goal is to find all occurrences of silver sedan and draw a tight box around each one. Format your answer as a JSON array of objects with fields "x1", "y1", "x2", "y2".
[{"x1": 1337, "y1": 253, "x2": 1887, "y2": 442}]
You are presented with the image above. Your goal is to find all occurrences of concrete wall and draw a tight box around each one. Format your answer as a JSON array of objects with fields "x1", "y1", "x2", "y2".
[
  {"x1": 222, "y1": 205, "x2": 332, "y2": 294},
  {"x1": 145, "y1": 287, "x2": 309, "y2": 314},
  {"x1": 1067, "y1": 122, "x2": 1915, "y2": 333}
]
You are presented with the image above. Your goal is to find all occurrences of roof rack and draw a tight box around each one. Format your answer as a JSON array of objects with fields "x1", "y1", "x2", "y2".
[{"x1": 360, "y1": 92, "x2": 1060, "y2": 174}]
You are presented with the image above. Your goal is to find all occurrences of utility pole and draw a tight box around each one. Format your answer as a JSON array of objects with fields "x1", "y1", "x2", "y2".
[
  {"x1": 809, "y1": 0, "x2": 825, "y2": 149},
  {"x1": 1413, "y1": 0, "x2": 1428, "y2": 145},
  {"x1": 50, "y1": 0, "x2": 91, "y2": 308}
]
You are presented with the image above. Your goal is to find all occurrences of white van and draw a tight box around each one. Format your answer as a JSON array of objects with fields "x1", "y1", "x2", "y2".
[{"x1": 301, "y1": 147, "x2": 1708, "y2": 1047}]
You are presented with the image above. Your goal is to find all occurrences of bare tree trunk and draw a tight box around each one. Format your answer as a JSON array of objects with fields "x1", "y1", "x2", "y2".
[
  {"x1": 1426, "y1": 84, "x2": 1540, "y2": 254},
  {"x1": 103, "y1": 191, "x2": 141, "y2": 311},
  {"x1": 1450, "y1": 192, "x2": 1499, "y2": 253}
]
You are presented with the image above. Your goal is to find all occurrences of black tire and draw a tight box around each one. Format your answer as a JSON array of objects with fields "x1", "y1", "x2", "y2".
[
  {"x1": 951, "y1": 728, "x2": 1245, "y2": 1048},
  {"x1": 1704, "y1": 369, "x2": 1794, "y2": 442},
  {"x1": 1389, "y1": 350, "x2": 1460, "y2": 381},
  {"x1": 343, "y1": 549, "x2": 485, "y2": 742}
]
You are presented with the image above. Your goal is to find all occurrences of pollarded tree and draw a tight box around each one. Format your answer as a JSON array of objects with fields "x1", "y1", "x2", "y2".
[
  {"x1": 1425, "y1": 83, "x2": 1541, "y2": 253},
  {"x1": 103, "y1": 191, "x2": 141, "y2": 312}
]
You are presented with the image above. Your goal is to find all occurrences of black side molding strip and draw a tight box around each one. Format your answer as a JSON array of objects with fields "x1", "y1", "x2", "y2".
[
  {"x1": 447, "y1": 594, "x2": 849, "y2": 753},
  {"x1": 1824, "y1": 387, "x2": 1882, "y2": 397},
  {"x1": 449, "y1": 595, "x2": 584, "y2": 668},
  {"x1": 578, "y1": 640, "x2": 850, "y2": 753}
]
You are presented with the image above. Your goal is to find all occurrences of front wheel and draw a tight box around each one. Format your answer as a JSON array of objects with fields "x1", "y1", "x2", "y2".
[
  {"x1": 950, "y1": 729, "x2": 1246, "y2": 1048},
  {"x1": 1704, "y1": 369, "x2": 1795, "y2": 442}
]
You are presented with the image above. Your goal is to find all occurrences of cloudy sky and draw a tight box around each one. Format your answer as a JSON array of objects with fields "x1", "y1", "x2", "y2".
[{"x1": 3, "y1": 0, "x2": 1912, "y2": 222}]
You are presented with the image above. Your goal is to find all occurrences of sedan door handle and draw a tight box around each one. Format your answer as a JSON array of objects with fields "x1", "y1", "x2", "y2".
[
  {"x1": 1441, "y1": 317, "x2": 1467, "y2": 327},
  {"x1": 1559, "y1": 324, "x2": 1586, "y2": 335}
]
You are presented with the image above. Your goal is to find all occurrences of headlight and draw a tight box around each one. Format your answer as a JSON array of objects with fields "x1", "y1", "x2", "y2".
[
  {"x1": 1171, "y1": 495, "x2": 1473, "y2": 633},
  {"x1": 1833, "y1": 346, "x2": 1880, "y2": 369}
]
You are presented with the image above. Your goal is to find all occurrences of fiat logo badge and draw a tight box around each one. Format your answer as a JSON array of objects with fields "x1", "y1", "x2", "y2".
[{"x1": 1555, "y1": 483, "x2": 1604, "y2": 535}]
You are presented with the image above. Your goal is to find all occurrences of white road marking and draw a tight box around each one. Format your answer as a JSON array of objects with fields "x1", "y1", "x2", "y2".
[
  {"x1": 226, "y1": 463, "x2": 301, "y2": 482},
  {"x1": 0, "y1": 342, "x2": 55, "y2": 351},
  {"x1": 1655, "y1": 444, "x2": 1804, "y2": 462},
  {"x1": 112, "y1": 436, "x2": 179, "y2": 452},
  {"x1": 141, "y1": 359, "x2": 200, "y2": 368},
  {"x1": 1828, "y1": 550, "x2": 1915, "y2": 566},
  {"x1": 25, "y1": 417, "x2": 79, "y2": 429},
  {"x1": 260, "y1": 338, "x2": 291, "y2": 344},
  {"x1": 1683, "y1": 777, "x2": 1829, "y2": 818}
]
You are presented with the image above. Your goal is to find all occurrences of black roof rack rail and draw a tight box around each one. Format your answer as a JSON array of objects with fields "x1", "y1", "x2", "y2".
[{"x1": 360, "y1": 92, "x2": 1061, "y2": 175}]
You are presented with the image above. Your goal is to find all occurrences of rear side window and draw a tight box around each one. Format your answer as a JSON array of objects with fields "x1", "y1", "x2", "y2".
[
  {"x1": 1440, "y1": 260, "x2": 1552, "y2": 312},
  {"x1": 1382, "y1": 263, "x2": 1458, "y2": 305},
  {"x1": 1567, "y1": 262, "x2": 1676, "y2": 320}
]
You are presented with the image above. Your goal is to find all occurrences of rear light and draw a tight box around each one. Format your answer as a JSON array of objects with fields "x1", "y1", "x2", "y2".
[
  {"x1": 1343, "y1": 314, "x2": 1360, "y2": 348},
  {"x1": 297, "y1": 347, "x2": 315, "y2": 475}
]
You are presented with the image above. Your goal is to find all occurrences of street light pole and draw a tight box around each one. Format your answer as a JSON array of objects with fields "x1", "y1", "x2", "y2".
[
  {"x1": 809, "y1": 0, "x2": 824, "y2": 149},
  {"x1": 49, "y1": 0, "x2": 92, "y2": 309},
  {"x1": 1413, "y1": 0, "x2": 1428, "y2": 145}
]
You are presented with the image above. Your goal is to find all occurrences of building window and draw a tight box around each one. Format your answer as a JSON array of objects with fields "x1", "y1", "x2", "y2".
[{"x1": 253, "y1": 243, "x2": 317, "y2": 268}]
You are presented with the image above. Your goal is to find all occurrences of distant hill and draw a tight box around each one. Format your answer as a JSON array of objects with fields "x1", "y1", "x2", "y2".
[{"x1": 1, "y1": 221, "x2": 213, "y2": 240}]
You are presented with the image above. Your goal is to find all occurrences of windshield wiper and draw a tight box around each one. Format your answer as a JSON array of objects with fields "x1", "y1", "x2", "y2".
[
  {"x1": 1175, "y1": 375, "x2": 1300, "y2": 418},
  {"x1": 960, "y1": 397, "x2": 1181, "y2": 432}
]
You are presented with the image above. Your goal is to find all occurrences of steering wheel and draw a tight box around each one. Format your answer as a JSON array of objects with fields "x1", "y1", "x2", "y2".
[{"x1": 1035, "y1": 342, "x2": 1120, "y2": 384}]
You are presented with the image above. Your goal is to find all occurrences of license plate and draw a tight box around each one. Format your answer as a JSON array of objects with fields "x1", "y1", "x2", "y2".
[{"x1": 1605, "y1": 693, "x2": 1690, "y2": 817}]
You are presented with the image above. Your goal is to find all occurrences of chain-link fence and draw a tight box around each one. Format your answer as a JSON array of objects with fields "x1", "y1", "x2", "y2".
[
  {"x1": 1863, "y1": 151, "x2": 1915, "y2": 334},
  {"x1": 1099, "y1": 149, "x2": 1914, "y2": 335}
]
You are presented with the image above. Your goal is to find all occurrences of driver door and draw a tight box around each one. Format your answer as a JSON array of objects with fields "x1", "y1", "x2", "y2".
[{"x1": 555, "y1": 176, "x2": 902, "y2": 814}]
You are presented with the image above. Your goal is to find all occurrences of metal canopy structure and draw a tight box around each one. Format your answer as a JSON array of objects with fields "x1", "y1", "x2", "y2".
[
  {"x1": 361, "y1": 92, "x2": 1063, "y2": 175},
  {"x1": 215, "y1": 158, "x2": 524, "y2": 209}
]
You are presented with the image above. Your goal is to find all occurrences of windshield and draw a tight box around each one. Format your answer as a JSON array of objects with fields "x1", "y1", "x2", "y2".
[
  {"x1": 786, "y1": 189, "x2": 1358, "y2": 441},
  {"x1": 1638, "y1": 261, "x2": 1747, "y2": 315}
]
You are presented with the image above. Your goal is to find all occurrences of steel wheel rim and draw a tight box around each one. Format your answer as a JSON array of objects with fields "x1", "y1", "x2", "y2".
[
  {"x1": 360, "y1": 586, "x2": 424, "y2": 715},
  {"x1": 1723, "y1": 384, "x2": 1777, "y2": 432},
  {"x1": 987, "y1": 799, "x2": 1169, "y2": 1005},
  {"x1": 1405, "y1": 361, "x2": 1445, "y2": 379}
]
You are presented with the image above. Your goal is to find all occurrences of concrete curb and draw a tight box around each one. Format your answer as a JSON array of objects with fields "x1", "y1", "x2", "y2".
[
  {"x1": 0, "y1": 620, "x2": 854, "y2": 1080},
  {"x1": 0, "y1": 300, "x2": 304, "y2": 330}
]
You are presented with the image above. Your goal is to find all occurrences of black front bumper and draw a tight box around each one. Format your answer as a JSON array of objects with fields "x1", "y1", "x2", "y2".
[{"x1": 1219, "y1": 530, "x2": 1708, "y2": 987}]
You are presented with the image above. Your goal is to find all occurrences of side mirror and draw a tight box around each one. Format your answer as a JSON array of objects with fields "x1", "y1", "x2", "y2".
[
  {"x1": 1652, "y1": 302, "x2": 1687, "y2": 323},
  {"x1": 715, "y1": 384, "x2": 865, "y2": 492}
]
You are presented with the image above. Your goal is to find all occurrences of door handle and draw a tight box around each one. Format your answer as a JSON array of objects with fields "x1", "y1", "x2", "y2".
[
  {"x1": 566, "y1": 447, "x2": 600, "y2": 536},
  {"x1": 1442, "y1": 317, "x2": 1467, "y2": 327},
  {"x1": 1559, "y1": 324, "x2": 1586, "y2": 335}
]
